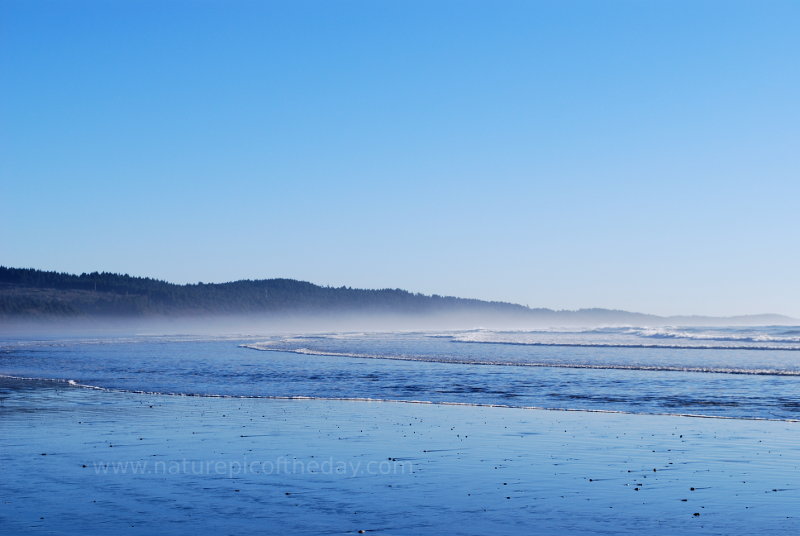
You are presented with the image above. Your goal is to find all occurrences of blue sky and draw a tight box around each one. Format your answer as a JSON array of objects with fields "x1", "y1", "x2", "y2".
[{"x1": 2, "y1": 1, "x2": 798, "y2": 317}]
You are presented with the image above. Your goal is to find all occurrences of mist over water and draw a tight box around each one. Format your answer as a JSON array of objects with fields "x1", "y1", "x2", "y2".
[{"x1": 2, "y1": 325, "x2": 799, "y2": 420}]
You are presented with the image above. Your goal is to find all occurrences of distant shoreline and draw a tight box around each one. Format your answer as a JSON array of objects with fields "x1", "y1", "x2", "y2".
[{"x1": 2, "y1": 266, "x2": 795, "y2": 326}]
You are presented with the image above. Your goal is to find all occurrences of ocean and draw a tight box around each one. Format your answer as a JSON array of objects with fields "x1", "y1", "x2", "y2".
[{"x1": 3, "y1": 325, "x2": 799, "y2": 420}]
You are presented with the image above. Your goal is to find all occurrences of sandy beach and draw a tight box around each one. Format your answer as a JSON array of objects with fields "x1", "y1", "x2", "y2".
[{"x1": 1, "y1": 377, "x2": 798, "y2": 535}]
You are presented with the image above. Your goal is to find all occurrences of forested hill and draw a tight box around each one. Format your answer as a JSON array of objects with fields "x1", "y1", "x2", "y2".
[
  {"x1": 2, "y1": 267, "x2": 792, "y2": 325},
  {"x1": 0, "y1": 266, "x2": 549, "y2": 318}
]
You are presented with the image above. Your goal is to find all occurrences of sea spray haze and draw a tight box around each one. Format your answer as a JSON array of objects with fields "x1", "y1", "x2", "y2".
[{"x1": 1, "y1": 267, "x2": 795, "y2": 336}]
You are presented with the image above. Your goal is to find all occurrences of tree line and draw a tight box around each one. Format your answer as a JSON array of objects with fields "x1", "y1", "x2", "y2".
[{"x1": 0, "y1": 266, "x2": 534, "y2": 317}]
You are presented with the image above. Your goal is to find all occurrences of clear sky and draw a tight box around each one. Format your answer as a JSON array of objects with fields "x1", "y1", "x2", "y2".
[{"x1": 2, "y1": 0, "x2": 798, "y2": 317}]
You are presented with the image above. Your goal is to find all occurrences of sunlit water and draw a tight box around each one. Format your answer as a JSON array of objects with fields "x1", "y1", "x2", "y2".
[{"x1": 2, "y1": 326, "x2": 799, "y2": 420}]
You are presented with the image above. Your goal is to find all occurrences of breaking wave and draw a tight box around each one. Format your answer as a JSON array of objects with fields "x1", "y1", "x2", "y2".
[
  {"x1": 442, "y1": 326, "x2": 800, "y2": 350},
  {"x1": 240, "y1": 343, "x2": 800, "y2": 376}
]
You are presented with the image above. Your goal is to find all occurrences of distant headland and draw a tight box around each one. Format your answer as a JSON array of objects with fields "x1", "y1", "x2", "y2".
[{"x1": 0, "y1": 267, "x2": 794, "y2": 327}]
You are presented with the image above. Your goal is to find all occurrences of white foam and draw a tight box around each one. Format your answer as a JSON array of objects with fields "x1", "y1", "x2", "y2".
[{"x1": 240, "y1": 344, "x2": 800, "y2": 376}]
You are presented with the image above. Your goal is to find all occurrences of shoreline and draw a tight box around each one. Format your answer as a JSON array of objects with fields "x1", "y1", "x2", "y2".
[
  {"x1": 3, "y1": 373, "x2": 798, "y2": 423},
  {"x1": 2, "y1": 377, "x2": 799, "y2": 535}
]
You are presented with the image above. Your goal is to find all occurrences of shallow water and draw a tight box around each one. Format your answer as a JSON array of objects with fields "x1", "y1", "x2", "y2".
[{"x1": 1, "y1": 327, "x2": 800, "y2": 419}]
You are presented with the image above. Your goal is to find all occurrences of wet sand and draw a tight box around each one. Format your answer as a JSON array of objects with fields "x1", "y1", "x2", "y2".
[{"x1": 1, "y1": 378, "x2": 798, "y2": 535}]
